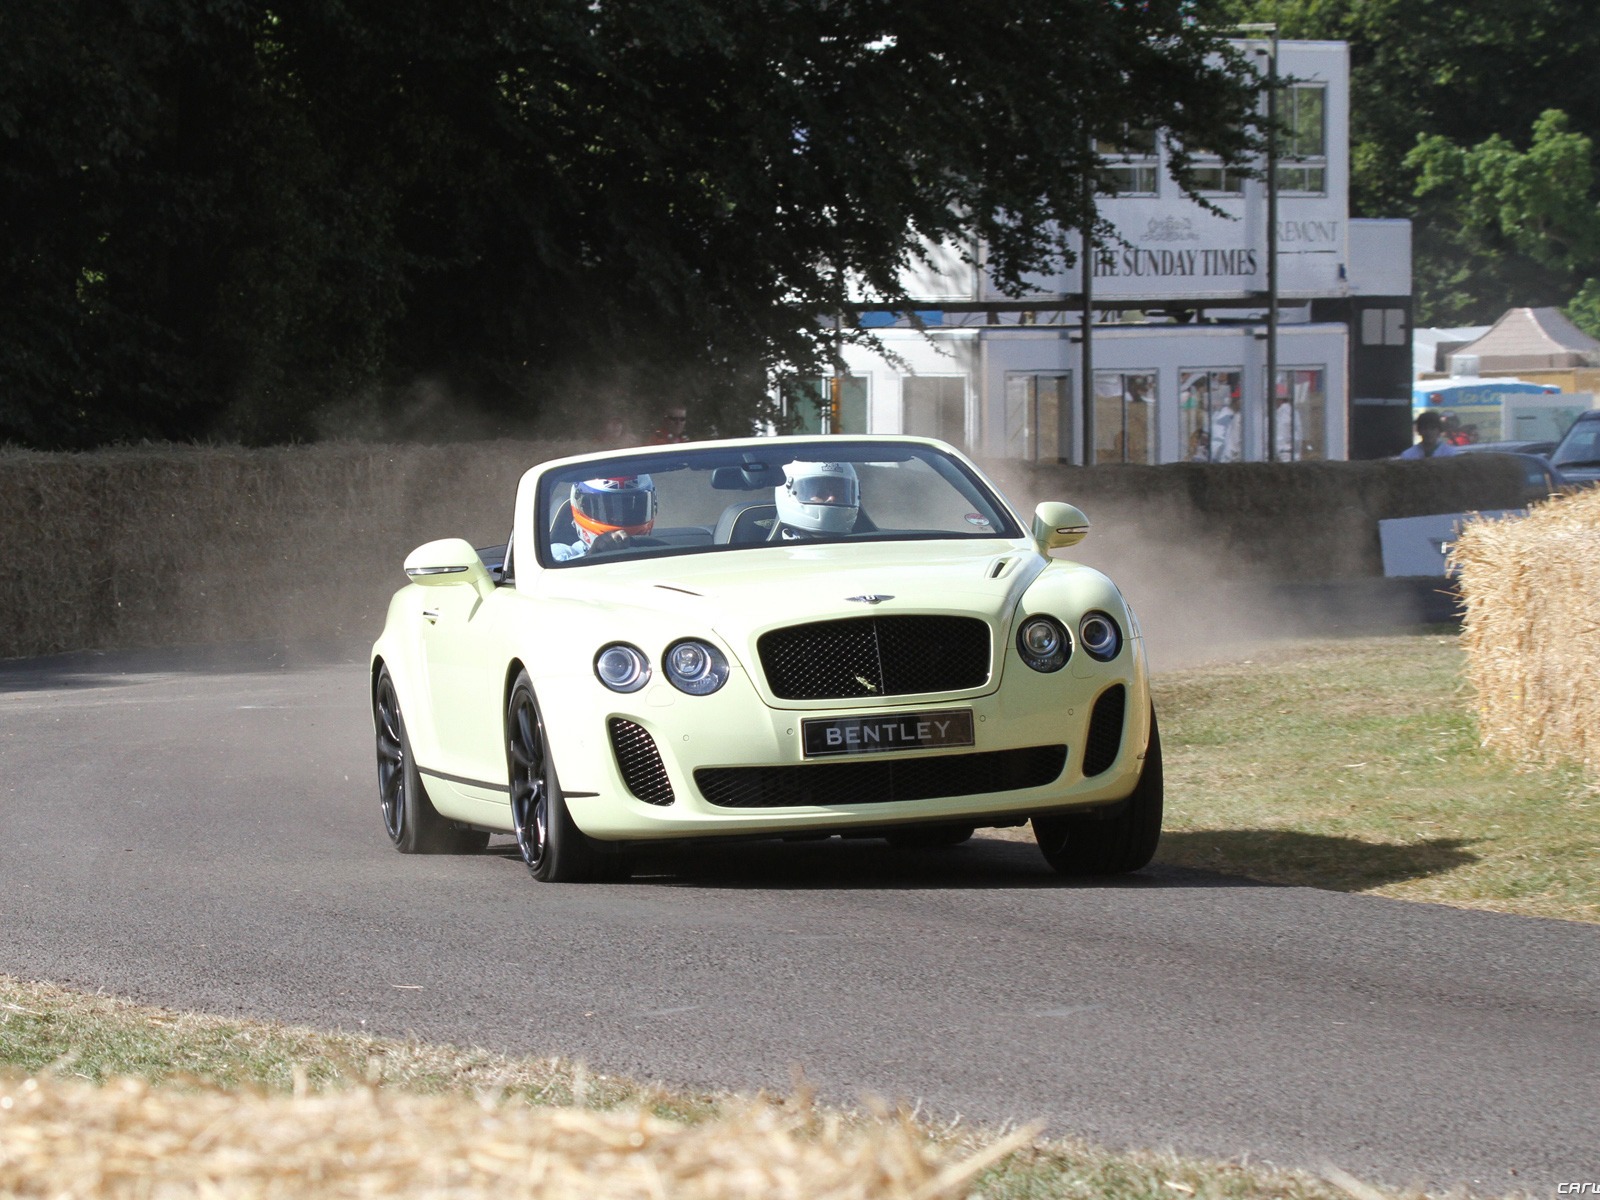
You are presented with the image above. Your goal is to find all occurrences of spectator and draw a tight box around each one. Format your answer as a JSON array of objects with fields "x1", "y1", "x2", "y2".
[
  {"x1": 649, "y1": 407, "x2": 690, "y2": 443},
  {"x1": 1397, "y1": 409, "x2": 1460, "y2": 459},
  {"x1": 594, "y1": 413, "x2": 635, "y2": 447}
]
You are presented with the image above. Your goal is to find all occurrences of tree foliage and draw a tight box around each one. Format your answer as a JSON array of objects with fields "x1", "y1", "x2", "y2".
[
  {"x1": 1223, "y1": 0, "x2": 1600, "y2": 328},
  {"x1": 1, "y1": 0, "x2": 1260, "y2": 448}
]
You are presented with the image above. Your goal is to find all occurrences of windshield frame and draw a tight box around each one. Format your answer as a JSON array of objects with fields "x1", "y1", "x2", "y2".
[{"x1": 531, "y1": 440, "x2": 1026, "y2": 570}]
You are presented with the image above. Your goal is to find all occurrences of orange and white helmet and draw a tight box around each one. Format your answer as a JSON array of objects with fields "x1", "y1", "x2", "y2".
[{"x1": 571, "y1": 474, "x2": 657, "y2": 546}]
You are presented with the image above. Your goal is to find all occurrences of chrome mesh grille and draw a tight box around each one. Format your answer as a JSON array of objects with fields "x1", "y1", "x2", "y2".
[
  {"x1": 608, "y1": 718, "x2": 675, "y2": 806},
  {"x1": 1081, "y1": 685, "x2": 1127, "y2": 777},
  {"x1": 757, "y1": 616, "x2": 990, "y2": 700},
  {"x1": 695, "y1": 745, "x2": 1065, "y2": 809}
]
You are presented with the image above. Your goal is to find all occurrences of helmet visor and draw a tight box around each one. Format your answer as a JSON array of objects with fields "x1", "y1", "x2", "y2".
[
  {"x1": 575, "y1": 484, "x2": 656, "y2": 528},
  {"x1": 790, "y1": 475, "x2": 858, "y2": 508}
]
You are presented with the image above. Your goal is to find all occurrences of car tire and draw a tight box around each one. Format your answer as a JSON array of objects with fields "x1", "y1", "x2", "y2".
[
  {"x1": 507, "y1": 670, "x2": 628, "y2": 883},
  {"x1": 374, "y1": 666, "x2": 489, "y2": 854},
  {"x1": 884, "y1": 824, "x2": 976, "y2": 849},
  {"x1": 1033, "y1": 709, "x2": 1163, "y2": 876}
]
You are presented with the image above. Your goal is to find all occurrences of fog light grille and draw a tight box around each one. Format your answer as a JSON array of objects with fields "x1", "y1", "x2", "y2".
[
  {"x1": 1081, "y1": 685, "x2": 1126, "y2": 777},
  {"x1": 608, "y1": 718, "x2": 674, "y2": 806}
]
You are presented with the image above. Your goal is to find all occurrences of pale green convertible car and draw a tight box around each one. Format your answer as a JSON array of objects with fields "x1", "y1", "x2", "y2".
[{"x1": 370, "y1": 436, "x2": 1160, "y2": 882}]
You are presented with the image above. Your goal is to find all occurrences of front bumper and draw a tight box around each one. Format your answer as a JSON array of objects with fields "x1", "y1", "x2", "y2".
[{"x1": 542, "y1": 639, "x2": 1152, "y2": 842}]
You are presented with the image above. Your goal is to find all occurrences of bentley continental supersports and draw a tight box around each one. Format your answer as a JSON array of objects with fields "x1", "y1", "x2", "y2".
[{"x1": 370, "y1": 436, "x2": 1161, "y2": 882}]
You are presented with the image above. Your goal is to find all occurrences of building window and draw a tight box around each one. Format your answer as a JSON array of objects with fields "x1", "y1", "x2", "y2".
[
  {"x1": 786, "y1": 376, "x2": 868, "y2": 434},
  {"x1": 902, "y1": 376, "x2": 967, "y2": 448},
  {"x1": 1095, "y1": 127, "x2": 1159, "y2": 196},
  {"x1": 1276, "y1": 85, "x2": 1327, "y2": 195},
  {"x1": 1360, "y1": 308, "x2": 1408, "y2": 347},
  {"x1": 1005, "y1": 373, "x2": 1074, "y2": 462},
  {"x1": 1274, "y1": 367, "x2": 1327, "y2": 460},
  {"x1": 1180, "y1": 370, "x2": 1243, "y2": 462},
  {"x1": 1093, "y1": 371, "x2": 1157, "y2": 464}
]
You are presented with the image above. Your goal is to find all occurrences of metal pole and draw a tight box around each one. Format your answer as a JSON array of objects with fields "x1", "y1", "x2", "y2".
[
  {"x1": 1081, "y1": 170, "x2": 1095, "y2": 466},
  {"x1": 1264, "y1": 34, "x2": 1280, "y2": 461}
]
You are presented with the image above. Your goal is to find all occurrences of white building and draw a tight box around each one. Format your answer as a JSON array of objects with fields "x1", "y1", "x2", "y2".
[{"x1": 789, "y1": 40, "x2": 1415, "y2": 462}]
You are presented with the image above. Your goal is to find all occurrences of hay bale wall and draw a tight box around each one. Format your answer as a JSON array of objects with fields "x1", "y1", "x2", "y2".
[
  {"x1": 0, "y1": 443, "x2": 1530, "y2": 660},
  {"x1": 1452, "y1": 487, "x2": 1600, "y2": 775}
]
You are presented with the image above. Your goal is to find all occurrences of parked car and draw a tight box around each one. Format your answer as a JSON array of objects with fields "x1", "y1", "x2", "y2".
[
  {"x1": 1456, "y1": 450, "x2": 1571, "y2": 503},
  {"x1": 1548, "y1": 410, "x2": 1600, "y2": 487},
  {"x1": 1456, "y1": 439, "x2": 1557, "y2": 459},
  {"x1": 370, "y1": 436, "x2": 1160, "y2": 882}
]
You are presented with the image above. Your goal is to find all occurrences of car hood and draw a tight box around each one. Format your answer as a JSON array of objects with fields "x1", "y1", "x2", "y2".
[{"x1": 539, "y1": 539, "x2": 1055, "y2": 637}]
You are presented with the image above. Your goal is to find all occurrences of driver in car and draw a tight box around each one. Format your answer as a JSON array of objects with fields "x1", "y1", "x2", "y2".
[
  {"x1": 551, "y1": 474, "x2": 657, "y2": 560},
  {"x1": 773, "y1": 461, "x2": 859, "y2": 540}
]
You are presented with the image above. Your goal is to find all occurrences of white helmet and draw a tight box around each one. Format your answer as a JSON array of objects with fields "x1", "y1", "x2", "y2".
[{"x1": 776, "y1": 461, "x2": 859, "y2": 535}]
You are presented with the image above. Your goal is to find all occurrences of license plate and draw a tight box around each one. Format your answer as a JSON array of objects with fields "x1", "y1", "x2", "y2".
[{"x1": 802, "y1": 709, "x2": 975, "y2": 758}]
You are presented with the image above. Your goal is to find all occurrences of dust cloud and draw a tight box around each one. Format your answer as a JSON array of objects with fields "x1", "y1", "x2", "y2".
[{"x1": 981, "y1": 461, "x2": 1429, "y2": 673}]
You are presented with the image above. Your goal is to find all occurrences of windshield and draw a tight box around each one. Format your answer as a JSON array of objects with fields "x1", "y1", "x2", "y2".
[
  {"x1": 537, "y1": 441, "x2": 1024, "y2": 567},
  {"x1": 1552, "y1": 419, "x2": 1600, "y2": 468}
]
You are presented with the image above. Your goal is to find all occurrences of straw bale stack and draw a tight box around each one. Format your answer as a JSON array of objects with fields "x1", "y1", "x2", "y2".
[
  {"x1": 1450, "y1": 486, "x2": 1600, "y2": 775},
  {"x1": 0, "y1": 1073, "x2": 1028, "y2": 1199}
]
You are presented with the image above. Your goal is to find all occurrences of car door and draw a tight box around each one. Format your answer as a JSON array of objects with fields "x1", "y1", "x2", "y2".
[{"x1": 416, "y1": 580, "x2": 508, "y2": 788}]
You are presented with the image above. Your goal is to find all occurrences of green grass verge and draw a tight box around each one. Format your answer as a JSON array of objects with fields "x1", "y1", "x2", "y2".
[{"x1": 1154, "y1": 631, "x2": 1599, "y2": 922}]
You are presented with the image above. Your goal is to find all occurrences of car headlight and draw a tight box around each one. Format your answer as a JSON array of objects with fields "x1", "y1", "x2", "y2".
[
  {"x1": 595, "y1": 643, "x2": 650, "y2": 692},
  {"x1": 1079, "y1": 612, "x2": 1123, "y2": 662},
  {"x1": 664, "y1": 639, "x2": 730, "y2": 695},
  {"x1": 1017, "y1": 615, "x2": 1070, "y2": 673}
]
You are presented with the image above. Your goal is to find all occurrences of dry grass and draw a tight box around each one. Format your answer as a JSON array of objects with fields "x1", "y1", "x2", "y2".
[
  {"x1": 0, "y1": 977, "x2": 1426, "y2": 1200},
  {"x1": 1451, "y1": 485, "x2": 1600, "y2": 777},
  {"x1": 1151, "y1": 633, "x2": 1600, "y2": 922},
  {"x1": 0, "y1": 1072, "x2": 1031, "y2": 1200}
]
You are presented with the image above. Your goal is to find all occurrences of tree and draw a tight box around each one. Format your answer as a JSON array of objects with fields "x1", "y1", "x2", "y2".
[
  {"x1": 1, "y1": 0, "x2": 1263, "y2": 448},
  {"x1": 1409, "y1": 110, "x2": 1600, "y2": 333},
  {"x1": 1220, "y1": 0, "x2": 1600, "y2": 326}
]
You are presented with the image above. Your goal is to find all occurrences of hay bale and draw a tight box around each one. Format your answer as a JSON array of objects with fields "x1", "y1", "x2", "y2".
[
  {"x1": 1451, "y1": 486, "x2": 1600, "y2": 774},
  {"x1": 0, "y1": 1073, "x2": 1027, "y2": 1199}
]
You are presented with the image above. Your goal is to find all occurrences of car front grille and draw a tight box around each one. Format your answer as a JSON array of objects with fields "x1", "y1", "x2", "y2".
[
  {"x1": 1081, "y1": 685, "x2": 1127, "y2": 777},
  {"x1": 757, "y1": 615, "x2": 991, "y2": 700},
  {"x1": 608, "y1": 718, "x2": 675, "y2": 806},
  {"x1": 694, "y1": 744, "x2": 1066, "y2": 809}
]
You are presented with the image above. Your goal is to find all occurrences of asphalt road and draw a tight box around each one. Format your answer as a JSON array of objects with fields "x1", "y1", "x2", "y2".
[{"x1": 2, "y1": 645, "x2": 1596, "y2": 1196}]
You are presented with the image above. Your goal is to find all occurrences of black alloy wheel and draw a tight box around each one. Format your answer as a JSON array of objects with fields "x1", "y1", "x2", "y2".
[
  {"x1": 507, "y1": 670, "x2": 626, "y2": 883},
  {"x1": 375, "y1": 670, "x2": 409, "y2": 845},
  {"x1": 373, "y1": 665, "x2": 489, "y2": 855},
  {"x1": 1034, "y1": 708, "x2": 1164, "y2": 876}
]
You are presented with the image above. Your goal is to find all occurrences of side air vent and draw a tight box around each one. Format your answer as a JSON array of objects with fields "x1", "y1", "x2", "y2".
[
  {"x1": 1081, "y1": 685, "x2": 1127, "y2": 777},
  {"x1": 608, "y1": 718, "x2": 675, "y2": 806}
]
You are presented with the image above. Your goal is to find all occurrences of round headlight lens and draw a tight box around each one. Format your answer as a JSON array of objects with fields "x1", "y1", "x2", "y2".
[
  {"x1": 1079, "y1": 612, "x2": 1123, "y2": 662},
  {"x1": 594, "y1": 643, "x2": 650, "y2": 692},
  {"x1": 1017, "y1": 616, "x2": 1070, "y2": 673},
  {"x1": 664, "y1": 639, "x2": 730, "y2": 695}
]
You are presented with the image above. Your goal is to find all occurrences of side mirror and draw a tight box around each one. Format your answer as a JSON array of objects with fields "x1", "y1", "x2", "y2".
[
  {"x1": 403, "y1": 537, "x2": 497, "y2": 598},
  {"x1": 1032, "y1": 502, "x2": 1090, "y2": 553}
]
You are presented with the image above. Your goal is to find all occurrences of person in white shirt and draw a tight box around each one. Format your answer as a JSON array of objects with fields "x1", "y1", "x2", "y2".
[{"x1": 1396, "y1": 410, "x2": 1459, "y2": 460}]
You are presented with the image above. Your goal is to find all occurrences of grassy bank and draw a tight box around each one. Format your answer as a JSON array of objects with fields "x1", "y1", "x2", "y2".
[
  {"x1": 0, "y1": 977, "x2": 1399, "y2": 1200},
  {"x1": 1154, "y1": 632, "x2": 1598, "y2": 923}
]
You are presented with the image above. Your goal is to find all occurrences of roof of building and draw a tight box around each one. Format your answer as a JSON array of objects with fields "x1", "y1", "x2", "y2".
[{"x1": 1449, "y1": 307, "x2": 1600, "y2": 373}]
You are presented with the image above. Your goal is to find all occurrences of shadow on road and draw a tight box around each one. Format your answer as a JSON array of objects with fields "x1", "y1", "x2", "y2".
[
  {"x1": 488, "y1": 832, "x2": 1277, "y2": 891},
  {"x1": 1156, "y1": 828, "x2": 1480, "y2": 892}
]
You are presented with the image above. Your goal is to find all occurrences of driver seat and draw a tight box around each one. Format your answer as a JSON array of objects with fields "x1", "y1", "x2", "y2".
[{"x1": 713, "y1": 502, "x2": 778, "y2": 544}]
